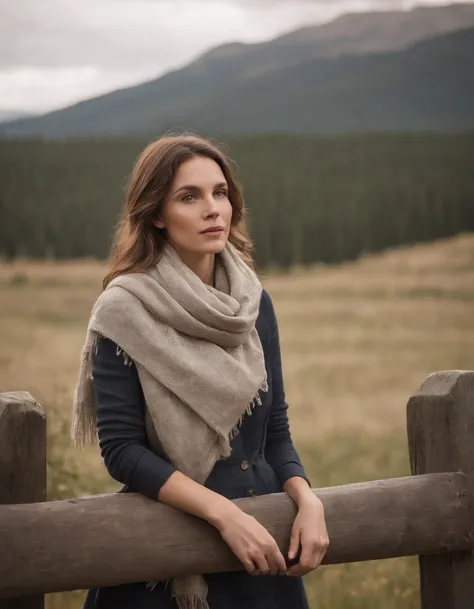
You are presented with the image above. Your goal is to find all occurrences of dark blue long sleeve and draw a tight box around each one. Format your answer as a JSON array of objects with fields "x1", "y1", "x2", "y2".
[
  {"x1": 262, "y1": 291, "x2": 311, "y2": 488},
  {"x1": 92, "y1": 337, "x2": 176, "y2": 500}
]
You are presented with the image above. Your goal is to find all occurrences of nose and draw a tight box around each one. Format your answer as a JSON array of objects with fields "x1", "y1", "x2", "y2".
[{"x1": 203, "y1": 194, "x2": 219, "y2": 218}]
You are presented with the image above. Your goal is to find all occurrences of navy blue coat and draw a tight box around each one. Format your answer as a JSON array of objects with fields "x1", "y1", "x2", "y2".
[{"x1": 84, "y1": 289, "x2": 310, "y2": 609}]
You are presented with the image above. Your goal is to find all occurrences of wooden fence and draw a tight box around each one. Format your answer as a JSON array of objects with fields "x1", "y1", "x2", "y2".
[{"x1": 1, "y1": 370, "x2": 473, "y2": 609}]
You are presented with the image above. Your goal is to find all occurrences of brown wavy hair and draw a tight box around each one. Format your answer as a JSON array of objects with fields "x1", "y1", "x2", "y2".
[{"x1": 103, "y1": 135, "x2": 254, "y2": 289}]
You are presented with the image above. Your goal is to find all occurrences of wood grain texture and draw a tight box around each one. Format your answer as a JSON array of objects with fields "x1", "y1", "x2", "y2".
[
  {"x1": 408, "y1": 370, "x2": 474, "y2": 609},
  {"x1": 0, "y1": 472, "x2": 470, "y2": 598},
  {"x1": 0, "y1": 392, "x2": 46, "y2": 609}
]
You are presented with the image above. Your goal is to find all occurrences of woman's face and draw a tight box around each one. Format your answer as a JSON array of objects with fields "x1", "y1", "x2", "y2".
[{"x1": 154, "y1": 156, "x2": 233, "y2": 257}]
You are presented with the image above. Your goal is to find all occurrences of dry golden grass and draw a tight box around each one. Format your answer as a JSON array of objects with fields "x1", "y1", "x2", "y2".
[{"x1": 1, "y1": 233, "x2": 474, "y2": 609}]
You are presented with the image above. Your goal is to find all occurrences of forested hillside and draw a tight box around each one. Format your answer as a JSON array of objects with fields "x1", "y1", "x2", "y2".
[
  {"x1": 1, "y1": 134, "x2": 473, "y2": 267},
  {"x1": 2, "y1": 5, "x2": 474, "y2": 138}
]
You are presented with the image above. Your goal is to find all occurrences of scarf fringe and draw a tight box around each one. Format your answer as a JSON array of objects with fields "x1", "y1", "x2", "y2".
[
  {"x1": 72, "y1": 333, "x2": 137, "y2": 447},
  {"x1": 116, "y1": 344, "x2": 133, "y2": 367},
  {"x1": 174, "y1": 595, "x2": 210, "y2": 609},
  {"x1": 73, "y1": 364, "x2": 266, "y2": 450},
  {"x1": 229, "y1": 374, "x2": 268, "y2": 442},
  {"x1": 146, "y1": 580, "x2": 167, "y2": 591},
  {"x1": 146, "y1": 574, "x2": 210, "y2": 609},
  {"x1": 71, "y1": 332, "x2": 100, "y2": 447},
  {"x1": 146, "y1": 581, "x2": 210, "y2": 609}
]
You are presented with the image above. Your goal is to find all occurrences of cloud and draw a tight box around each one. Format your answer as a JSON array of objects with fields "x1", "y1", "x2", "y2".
[
  {"x1": 1, "y1": 0, "x2": 261, "y2": 110},
  {"x1": 0, "y1": 0, "x2": 418, "y2": 71},
  {"x1": 0, "y1": 0, "x2": 328, "y2": 111},
  {"x1": 1, "y1": 1, "x2": 231, "y2": 70},
  {"x1": 1, "y1": 0, "x2": 471, "y2": 112}
]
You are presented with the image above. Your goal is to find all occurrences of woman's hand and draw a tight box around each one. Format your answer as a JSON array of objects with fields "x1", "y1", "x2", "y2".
[
  {"x1": 216, "y1": 508, "x2": 288, "y2": 577},
  {"x1": 286, "y1": 494, "x2": 329, "y2": 577},
  {"x1": 158, "y1": 472, "x2": 286, "y2": 577}
]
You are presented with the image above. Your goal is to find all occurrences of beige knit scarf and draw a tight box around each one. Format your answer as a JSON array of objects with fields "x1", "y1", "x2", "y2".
[{"x1": 72, "y1": 241, "x2": 268, "y2": 609}]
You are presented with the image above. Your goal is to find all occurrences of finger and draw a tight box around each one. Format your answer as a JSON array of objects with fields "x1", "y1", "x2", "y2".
[
  {"x1": 298, "y1": 537, "x2": 314, "y2": 573},
  {"x1": 313, "y1": 551, "x2": 324, "y2": 570},
  {"x1": 287, "y1": 526, "x2": 301, "y2": 563},
  {"x1": 322, "y1": 534, "x2": 330, "y2": 558},
  {"x1": 288, "y1": 536, "x2": 317, "y2": 576},
  {"x1": 286, "y1": 558, "x2": 313, "y2": 576},
  {"x1": 243, "y1": 558, "x2": 259, "y2": 576},
  {"x1": 301, "y1": 534, "x2": 329, "y2": 574},
  {"x1": 314, "y1": 545, "x2": 327, "y2": 569},
  {"x1": 285, "y1": 564, "x2": 301, "y2": 577},
  {"x1": 265, "y1": 553, "x2": 279, "y2": 576},
  {"x1": 285, "y1": 556, "x2": 304, "y2": 576},
  {"x1": 314, "y1": 536, "x2": 330, "y2": 568},
  {"x1": 286, "y1": 559, "x2": 306, "y2": 577},
  {"x1": 267, "y1": 546, "x2": 287, "y2": 576},
  {"x1": 253, "y1": 552, "x2": 270, "y2": 576},
  {"x1": 275, "y1": 548, "x2": 288, "y2": 575}
]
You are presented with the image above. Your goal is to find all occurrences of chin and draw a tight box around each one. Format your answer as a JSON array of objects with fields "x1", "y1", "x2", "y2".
[
  {"x1": 197, "y1": 235, "x2": 229, "y2": 255},
  {"x1": 202, "y1": 241, "x2": 227, "y2": 255},
  {"x1": 170, "y1": 234, "x2": 228, "y2": 256}
]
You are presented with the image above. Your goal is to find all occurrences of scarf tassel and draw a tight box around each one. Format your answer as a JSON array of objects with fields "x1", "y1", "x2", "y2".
[
  {"x1": 174, "y1": 595, "x2": 210, "y2": 609},
  {"x1": 229, "y1": 374, "x2": 268, "y2": 441},
  {"x1": 116, "y1": 344, "x2": 133, "y2": 367},
  {"x1": 147, "y1": 574, "x2": 210, "y2": 609},
  {"x1": 71, "y1": 333, "x2": 100, "y2": 447}
]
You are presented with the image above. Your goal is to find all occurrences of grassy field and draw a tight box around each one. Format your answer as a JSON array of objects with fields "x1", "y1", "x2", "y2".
[{"x1": 1, "y1": 233, "x2": 474, "y2": 609}]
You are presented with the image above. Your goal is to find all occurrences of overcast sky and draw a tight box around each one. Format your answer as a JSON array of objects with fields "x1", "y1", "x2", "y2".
[{"x1": 0, "y1": 0, "x2": 470, "y2": 114}]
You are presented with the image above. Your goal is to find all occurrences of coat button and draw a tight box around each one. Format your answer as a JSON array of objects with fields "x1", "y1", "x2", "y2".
[
  {"x1": 248, "y1": 490, "x2": 254, "y2": 497},
  {"x1": 240, "y1": 460, "x2": 250, "y2": 471}
]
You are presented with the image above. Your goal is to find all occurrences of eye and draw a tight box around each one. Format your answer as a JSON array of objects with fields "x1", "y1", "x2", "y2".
[
  {"x1": 182, "y1": 193, "x2": 195, "y2": 202},
  {"x1": 215, "y1": 189, "x2": 228, "y2": 198}
]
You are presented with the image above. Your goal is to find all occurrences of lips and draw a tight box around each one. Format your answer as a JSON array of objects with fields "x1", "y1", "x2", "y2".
[{"x1": 201, "y1": 227, "x2": 224, "y2": 234}]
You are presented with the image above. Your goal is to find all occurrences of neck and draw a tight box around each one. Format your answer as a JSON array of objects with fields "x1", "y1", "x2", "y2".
[{"x1": 172, "y1": 245, "x2": 215, "y2": 286}]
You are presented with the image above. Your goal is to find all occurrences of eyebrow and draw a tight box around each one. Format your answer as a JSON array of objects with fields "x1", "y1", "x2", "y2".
[{"x1": 173, "y1": 182, "x2": 228, "y2": 196}]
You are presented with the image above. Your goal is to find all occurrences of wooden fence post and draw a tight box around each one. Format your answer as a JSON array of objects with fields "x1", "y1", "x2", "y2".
[
  {"x1": 407, "y1": 370, "x2": 474, "y2": 609},
  {"x1": 0, "y1": 392, "x2": 46, "y2": 609}
]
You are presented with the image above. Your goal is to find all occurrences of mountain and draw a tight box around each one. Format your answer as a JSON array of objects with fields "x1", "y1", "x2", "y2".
[
  {"x1": 3, "y1": 3, "x2": 474, "y2": 138},
  {"x1": 200, "y1": 2, "x2": 474, "y2": 71},
  {"x1": 0, "y1": 110, "x2": 36, "y2": 124}
]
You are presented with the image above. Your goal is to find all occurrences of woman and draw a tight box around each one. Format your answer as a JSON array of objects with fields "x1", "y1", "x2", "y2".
[{"x1": 73, "y1": 135, "x2": 329, "y2": 609}]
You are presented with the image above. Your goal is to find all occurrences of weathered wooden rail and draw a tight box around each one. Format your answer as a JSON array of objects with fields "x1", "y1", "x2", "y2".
[{"x1": 1, "y1": 370, "x2": 473, "y2": 609}]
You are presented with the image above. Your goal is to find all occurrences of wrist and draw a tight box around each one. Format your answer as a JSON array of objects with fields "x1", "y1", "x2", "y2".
[
  {"x1": 283, "y1": 476, "x2": 316, "y2": 508},
  {"x1": 205, "y1": 496, "x2": 241, "y2": 531},
  {"x1": 297, "y1": 492, "x2": 322, "y2": 509}
]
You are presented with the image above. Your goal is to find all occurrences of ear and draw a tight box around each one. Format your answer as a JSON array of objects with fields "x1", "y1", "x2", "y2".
[{"x1": 152, "y1": 218, "x2": 165, "y2": 230}]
